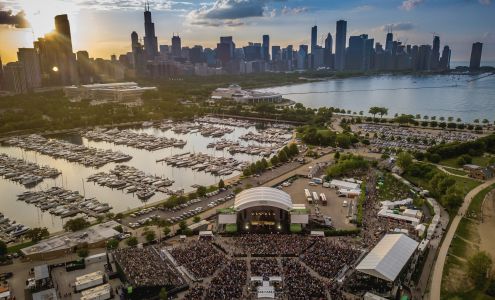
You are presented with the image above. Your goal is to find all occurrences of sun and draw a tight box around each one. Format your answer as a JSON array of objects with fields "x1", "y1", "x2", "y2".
[{"x1": 18, "y1": 0, "x2": 79, "y2": 37}]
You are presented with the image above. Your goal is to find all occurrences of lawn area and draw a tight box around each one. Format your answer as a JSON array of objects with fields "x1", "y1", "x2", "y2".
[
  {"x1": 405, "y1": 167, "x2": 480, "y2": 199},
  {"x1": 443, "y1": 167, "x2": 468, "y2": 176},
  {"x1": 7, "y1": 240, "x2": 34, "y2": 254},
  {"x1": 467, "y1": 183, "x2": 495, "y2": 218},
  {"x1": 440, "y1": 154, "x2": 494, "y2": 168},
  {"x1": 441, "y1": 184, "x2": 495, "y2": 299},
  {"x1": 377, "y1": 173, "x2": 411, "y2": 201}
]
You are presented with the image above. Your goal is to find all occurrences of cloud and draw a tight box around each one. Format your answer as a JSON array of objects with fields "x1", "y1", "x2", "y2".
[
  {"x1": 479, "y1": 0, "x2": 491, "y2": 5},
  {"x1": 187, "y1": 0, "x2": 289, "y2": 27},
  {"x1": 400, "y1": 0, "x2": 424, "y2": 11},
  {"x1": 0, "y1": 9, "x2": 30, "y2": 28},
  {"x1": 381, "y1": 22, "x2": 415, "y2": 32},
  {"x1": 281, "y1": 6, "x2": 307, "y2": 15},
  {"x1": 74, "y1": 0, "x2": 192, "y2": 11}
]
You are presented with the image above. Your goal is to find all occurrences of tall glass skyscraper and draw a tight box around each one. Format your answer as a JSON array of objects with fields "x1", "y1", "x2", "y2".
[
  {"x1": 143, "y1": 1, "x2": 158, "y2": 60},
  {"x1": 335, "y1": 20, "x2": 347, "y2": 71}
]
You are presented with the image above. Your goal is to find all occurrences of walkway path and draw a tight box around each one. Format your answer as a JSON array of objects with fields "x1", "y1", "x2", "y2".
[{"x1": 429, "y1": 177, "x2": 495, "y2": 300}]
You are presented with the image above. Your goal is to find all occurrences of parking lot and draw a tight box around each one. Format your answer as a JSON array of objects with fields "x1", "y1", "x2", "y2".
[{"x1": 279, "y1": 177, "x2": 357, "y2": 230}]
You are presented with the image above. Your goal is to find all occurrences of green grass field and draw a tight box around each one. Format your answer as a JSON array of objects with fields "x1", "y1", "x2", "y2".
[{"x1": 440, "y1": 155, "x2": 494, "y2": 169}]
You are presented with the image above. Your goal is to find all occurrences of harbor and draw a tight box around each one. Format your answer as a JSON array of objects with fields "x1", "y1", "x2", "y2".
[
  {"x1": 0, "y1": 212, "x2": 30, "y2": 242},
  {"x1": 0, "y1": 153, "x2": 61, "y2": 187},
  {"x1": 87, "y1": 165, "x2": 176, "y2": 200},
  {"x1": 82, "y1": 128, "x2": 187, "y2": 151},
  {"x1": 0, "y1": 117, "x2": 294, "y2": 232},
  {"x1": 5, "y1": 134, "x2": 132, "y2": 168},
  {"x1": 158, "y1": 152, "x2": 247, "y2": 176}
]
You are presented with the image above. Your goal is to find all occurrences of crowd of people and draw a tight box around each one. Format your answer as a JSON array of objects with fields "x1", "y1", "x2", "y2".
[
  {"x1": 113, "y1": 247, "x2": 184, "y2": 288},
  {"x1": 250, "y1": 258, "x2": 280, "y2": 277},
  {"x1": 281, "y1": 258, "x2": 327, "y2": 299},
  {"x1": 205, "y1": 259, "x2": 247, "y2": 300},
  {"x1": 183, "y1": 285, "x2": 205, "y2": 300},
  {"x1": 301, "y1": 239, "x2": 362, "y2": 279},
  {"x1": 170, "y1": 241, "x2": 225, "y2": 279},
  {"x1": 233, "y1": 234, "x2": 314, "y2": 256}
]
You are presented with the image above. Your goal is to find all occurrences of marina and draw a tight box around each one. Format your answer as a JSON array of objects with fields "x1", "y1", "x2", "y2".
[
  {"x1": 87, "y1": 165, "x2": 176, "y2": 200},
  {"x1": 5, "y1": 134, "x2": 132, "y2": 168},
  {"x1": 82, "y1": 128, "x2": 187, "y2": 151},
  {"x1": 0, "y1": 212, "x2": 30, "y2": 241},
  {"x1": 0, "y1": 153, "x2": 61, "y2": 187},
  {"x1": 0, "y1": 117, "x2": 293, "y2": 232},
  {"x1": 17, "y1": 187, "x2": 112, "y2": 219},
  {"x1": 158, "y1": 152, "x2": 247, "y2": 176}
]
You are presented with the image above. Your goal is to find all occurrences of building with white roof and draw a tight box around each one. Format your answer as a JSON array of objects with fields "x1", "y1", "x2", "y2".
[
  {"x1": 356, "y1": 234, "x2": 419, "y2": 282},
  {"x1": 329, "y1": 179, "x2": 360, "y2": 190},
  {"x1": 217, "y1": 187, "x2": 308, "y2": 232},
  {"x1": 64, "y1": 82, "x2": 157, "y2": 104},
  {"x1": 211, "y1": 84, "x2": 282, "y2": 104}
]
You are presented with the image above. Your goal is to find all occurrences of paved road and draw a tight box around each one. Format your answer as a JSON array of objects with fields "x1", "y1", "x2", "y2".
[{"x1": 428, "y1": 178, "x2": 495, "y2": 300}]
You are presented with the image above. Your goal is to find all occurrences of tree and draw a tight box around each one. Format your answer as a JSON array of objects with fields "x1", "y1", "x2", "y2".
[
  {"x1": 270, "y1": 155, "x2": 279, "y2": 165},
  {"x1": 0, "y1": 240, "x2": 7, "y2": 257},
  {"x1": 474, "y1": 119, "x2": 480, "y2": 123},
  {"x1": 196, "y1": 186, "x2": 207, "y2": 197},
  {"x1": 77, "y1": 248, "x2": 89, "y2": 258},
  {"x1": 288, "y1": 143, "x2": 299, "y2": 156},
  {"x1": 126, "y1": 236, "x2": 138, "y2": 247},
  {"x1": 336, "y1": 134, "x2": 351, "y2": 148},
  {"x1": 106, "y1": 238, "x2": 119, "y2": 250},
  {"x1": 25, "y1": 227, "x2": 49, "y2": 242},
  {"x1": 143, "y1": 230, "x2": 156, "y2": 243},
  {"x1": 218, "y1": 179, "x2": 225, "y2": 189},
  {"x1": 456, "y1": 118, "x2": 462, "y2": 123},
  {"x1": 63, "y1": 217, "x2": 90, "y2": 232},
  {"x1": 397, "y1": 152, "x2": 413, "y2": 170},
  {"x1": 113, "y1": 225, "x2": 123, "y2": 233},
  {"x1": 467, "y1": 251, "x2": 493, "y2": 289},
  {"x1": 278, "y1": 149, "x2": 289, "y2": 162},
  {"x1": 159, "y1": 287, "x2": 168, "y2": 300},
  {"x1": 179, "y1": 220, "x2": 188, "y2": 231},
  {"x1": 483, "y1": 119, "x2": 490, "y2": 124},
  {"x1": 163, "y1": 226, "x2": 171, "y2": 236},
  {"x1": 334, "y1": 151, "x2": 340, "y2": 160},
  {"x1": 369, "y1": 107, "x2": 380, "y2": 118}
]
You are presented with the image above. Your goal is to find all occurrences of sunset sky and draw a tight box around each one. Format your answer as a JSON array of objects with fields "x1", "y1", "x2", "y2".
[{"x1": 1, "y1": 0, "x2": 494, "y2": 64}]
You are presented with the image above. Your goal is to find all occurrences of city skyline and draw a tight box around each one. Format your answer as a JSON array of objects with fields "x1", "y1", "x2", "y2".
[{"x1": 0, "y1": 0, "x2": 494, "y2": 64}]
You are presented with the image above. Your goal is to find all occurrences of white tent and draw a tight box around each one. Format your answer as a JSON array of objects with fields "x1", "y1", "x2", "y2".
[{"x1": 356, "y1": 234, "x2": 419, "y2": 282}]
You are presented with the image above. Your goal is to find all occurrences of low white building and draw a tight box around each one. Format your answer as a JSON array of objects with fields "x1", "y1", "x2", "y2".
[
  {"x1": 64, "y1": 82, "x2": 157, "y2": 105},
  {"x1": 329, "y1": 179, "x2": 360, "y2": 190},
  {"x1": 356, "y1": 233, "x2": 419, "y2": 282},
  {"x1": 211, "y1": 84, "x2": 283, "y2": 104}
]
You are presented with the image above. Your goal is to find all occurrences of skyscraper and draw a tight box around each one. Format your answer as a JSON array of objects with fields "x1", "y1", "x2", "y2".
[
  {"x1": 311, "y1": 25, "x2": 317, "y2": 54},
  {"x1": 324, "y1": 33, "x2": 333, "y2": 68},
  {"x1": 385, "y1": 32, "x2": 393, "y2": 52},
  {"x1": 76, "y1": 50, "x2": 92, "y2": 84},
  {"x1": 171, "y1": 35, "x2": 182, "y2": 58},
  {"x1": 143, "y1": 1, "x2": 158, "y2": 60},
  {"x1": 469, "y1": 42, "x2": 483, "y2": 69},
  {"x1": 335, "y1": 20, "x2": 347, "y2": 71},
  {"x1": 17, "y1": 48, "x2": 42, "y2": 90},
  {"x1": 430, "y1": 36, "x2": 440, "y2": 70},
  {"x1": 324, "y1": 33, "x2": 333, "y2": 54},
  {"x1": 439, "y1": 45, "x2": 451, "y2": 70},
  {"x1": 346, "y1": 35, "x2": 366, "y2": 71},
  {"x1": 3, "y1": 62, "x2": 27, "y2": 94},
  {"x1": 29, "y1": 14, "x2": 78, "y2": 86},
  {"x1": 131, "y1": 31, "x2": 145, "y2": 74},
  {"x1": 262, "y1": 35, "x2": 270, "y2": 61},
  {"x1": 217, "y1": 36, "x2": 235, "y2": 64},
  {"x1": 272, "y1": 46, "x2": 281, "y2": 61},
  {"x1": 0, "y1": 55, "x2": 3, "y2": 90}
]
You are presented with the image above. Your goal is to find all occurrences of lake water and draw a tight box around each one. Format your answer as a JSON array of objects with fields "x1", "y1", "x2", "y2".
[
  {"x1": 0, "y1": 124, "x2": 288, "y2": 232},
  {"x1": 259, "y1": 74, "x2": 495, "y2": 122}
]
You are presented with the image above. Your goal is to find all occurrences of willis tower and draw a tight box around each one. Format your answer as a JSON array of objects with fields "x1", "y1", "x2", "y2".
[{"x1": 143, "y1": 1, "x2": 158, "y2": 60}]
